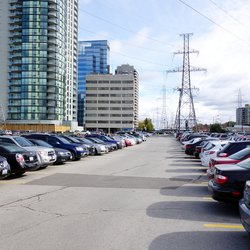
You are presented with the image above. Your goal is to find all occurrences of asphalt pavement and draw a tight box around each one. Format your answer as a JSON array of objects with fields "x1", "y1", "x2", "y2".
[{"x1": 0, "y1": 135, "x2": 249, "y2": 250}]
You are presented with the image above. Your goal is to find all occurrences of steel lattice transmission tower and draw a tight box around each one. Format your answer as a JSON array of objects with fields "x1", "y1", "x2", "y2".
[
  {"x1": 167, "y1": 33, "x2": 206, "y2": 132},
  {"x1": 160, "y1": 85, "x2": 168, "y2": 129}
]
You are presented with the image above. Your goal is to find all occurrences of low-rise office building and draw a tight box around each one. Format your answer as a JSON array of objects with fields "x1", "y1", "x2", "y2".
[{"x1": 85, "y1": 65, "x2": 139, "y2": 133}]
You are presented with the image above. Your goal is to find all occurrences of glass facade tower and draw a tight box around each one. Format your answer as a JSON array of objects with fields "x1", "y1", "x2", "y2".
[
  {"x1": 1, "y1": 0, "x2": 78, "y2": 131},
  {"x1": 77, "y1": 40, "x2": 110, "y2": 126}
]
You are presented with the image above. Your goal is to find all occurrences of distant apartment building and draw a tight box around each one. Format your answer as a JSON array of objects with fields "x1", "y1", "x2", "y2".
[
  {"x1": 85, "y1": 64, "x2": 139, "y2": 133},
  {"x1": 78, "y1": 40, "x2": 110, "y2": 127},
  {"x1": 0, "y1": 0, "x2": 78, "y2": 132},
  {"x1": 236, "y1": 104, "x2": 250, "y2": 126}
]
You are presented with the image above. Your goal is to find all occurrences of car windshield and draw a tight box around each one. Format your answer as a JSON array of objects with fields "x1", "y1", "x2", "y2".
[
  {"x1": 32, "y1": 140, "x2": 52, "y2": 148},
  {"x1": 0, "y1": 144, "x2": 26, "y2": 153},
  {"x1": 237, "y1": 158, "x2": 250, "y2": 169},
  {"x1": 57, "y1": 137, "x2": 71, "y2": 144},
  {"x1": 14, "y1": 137, "x2": 34, "y2": 147},
  {"x1": 67, "y1": 137, "x2": 80, "y2": 143}
]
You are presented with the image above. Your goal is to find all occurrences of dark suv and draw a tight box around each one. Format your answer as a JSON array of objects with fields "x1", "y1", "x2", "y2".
[
  {"x1": 217, "y1": 141, "x2": 250, "y2": 157},
  {"x1": 24, "y1": 134, "x2": 87, "y2": 160}
]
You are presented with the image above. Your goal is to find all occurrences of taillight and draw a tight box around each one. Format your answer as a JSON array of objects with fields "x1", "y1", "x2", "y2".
[
  {"x1": 16, "y1": 153, "x2": 25, "y2": 166},
  {"x1": 215, "y1": 174, "x2": 228, "y2": 185},
  {"x1": 218, "y1": 152, "x2": 228, "y2": 157},
  {"x1": 186, "y1": 145, "x2": 191, "y2": 149},
  {"x1": 209, "y1": 150, "x2": 215, "y2": 155}
]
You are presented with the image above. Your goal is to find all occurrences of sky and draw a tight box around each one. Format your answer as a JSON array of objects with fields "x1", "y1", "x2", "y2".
[{"x1": 78, "y1": 0, "x2": 250, "y2": 128}]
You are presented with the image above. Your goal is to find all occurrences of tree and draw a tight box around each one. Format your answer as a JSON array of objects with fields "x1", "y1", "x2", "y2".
[
  {"x1": 209, "y1": 123, "x2": 225, "y2": 133},
  {"x1": 138, "y1": 118, "x2": 154, "y2": 132}
]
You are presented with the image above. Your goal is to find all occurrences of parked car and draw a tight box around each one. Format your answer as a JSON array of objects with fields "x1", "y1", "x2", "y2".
[
  {"x1": 184, "y1": 138, "x2": 218, "y2": 156},
  {"x1": 0, "y1": 156, "x2": 11, "y2": 179},
  {"x1": 207, "y1": 148, "x2": 250, "y2": 179},
  {"x1": 216, "y1": 141, "x2": 250, "y2": 158},
  {"x1": 0, "y1": 143, "x2": 40, "y2": 174},
  {"x1": 0, "y1": 135, "x2": 56, "y2": 168},
  {"x1": 60, "y1": 135, "x2": 94, "y2": 155},
  {"x1": 208, "y1": 158, "x2": 250, "y2": 202},
  {"x1": 193, "y1": 138, "x2": 220, "y2": 158},
  {"x1": 85, "y1": 134, "x2": 119, "y2": 150},
  {"x1": 76, "y1": 137, "x2": 108, "y2": 155},
  {"x1": 26, "y1": 138, "x2": 72, "y2": 164},
  {"x1": 85, "y1": 137, "x2": 114, "y2": 152},
  {"x1": 23, "y1": 134, "x2": 86, "y2": 161},
  {"x1": 200, "y1": 141, "x2": 230, "y2": 167},
  {"x1": 239, "y1": 180, "x2": 250, "y2": 236}
]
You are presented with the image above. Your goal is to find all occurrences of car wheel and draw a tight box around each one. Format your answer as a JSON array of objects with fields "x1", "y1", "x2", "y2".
[{"x1": 70, "y1": 151, "x2": 81, "y2": 161}]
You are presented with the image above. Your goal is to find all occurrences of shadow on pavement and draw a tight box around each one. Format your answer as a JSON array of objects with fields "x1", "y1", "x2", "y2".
[
  {"x1": 146, "y1": 200, "x2": 239, "y2": 223},
  {"x1": 149, "y1": 231, "x2": 249, "y2": 250}
]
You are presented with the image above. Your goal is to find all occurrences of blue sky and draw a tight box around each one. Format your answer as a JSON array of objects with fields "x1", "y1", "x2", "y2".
[{"x1": 78, "y1": 0, "x2": 250, "y2": 127}]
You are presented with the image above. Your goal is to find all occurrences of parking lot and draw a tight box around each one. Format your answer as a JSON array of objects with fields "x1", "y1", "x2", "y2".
[{"x1": 0, "y1": 135, "x2": 249, "y2": 250}]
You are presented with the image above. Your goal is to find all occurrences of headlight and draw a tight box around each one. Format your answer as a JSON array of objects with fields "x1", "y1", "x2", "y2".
[
  {"x1": 100, "y1": 145, "x2": 105, "y2": 150},
  {"x1": 37, "y1": 150, "x2": 47, "y2": 156},
  {"x1": 58, "y1": 152, "x2": 66, "y2": 156},
  {"x1": 76, "y1": 147, "x2": 83, "y2": 151}
]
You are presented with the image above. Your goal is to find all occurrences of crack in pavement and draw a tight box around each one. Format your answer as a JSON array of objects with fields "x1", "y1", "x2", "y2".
[{"x1": 0, "y1": 186, "x2": 68, "y2": 209}]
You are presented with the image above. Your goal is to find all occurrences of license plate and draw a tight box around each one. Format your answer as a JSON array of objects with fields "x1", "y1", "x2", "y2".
[
  {"x1": 2, "y1": 169, "x2": 8, "y2": 175},
  {"x1": 29, "y1": 157, "x2": 34, "y2": 161}
]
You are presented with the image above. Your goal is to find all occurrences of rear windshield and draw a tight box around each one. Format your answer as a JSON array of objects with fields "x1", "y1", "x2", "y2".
[
  {"x1": 229, "y1": 148, "x2": 250, "y2": 160},
  {"x1": 238, "y1": 159, "x2": 250, "y2": 169},
  {"x1": 14, "y1": 137, "x2": 34, "y2": 147}
]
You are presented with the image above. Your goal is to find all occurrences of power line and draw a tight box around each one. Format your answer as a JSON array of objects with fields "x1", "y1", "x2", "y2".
[
  {"x1": 177, "y1": 0, "x2": 246, "y2": 42},
  {"x1": 110, "y1": 50, "x2": 167, "y2": 67},
  {"x1": 207, "y1": 0, "x2": 247, "y2": 27},
  {"x1": 78, "y1": 26, "x2": 172, "y2": 55},
  {"x1": 78, "y1": 8, "x2": 177, "y2": 48}
]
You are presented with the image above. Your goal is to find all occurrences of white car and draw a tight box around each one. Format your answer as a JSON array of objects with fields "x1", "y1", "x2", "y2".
[
  {"x1": 200, "y1": 141, "x2": 231, "y2": 167},
  {"x1": 181, "y1": 137, "x2": 202, "y2": 150}
]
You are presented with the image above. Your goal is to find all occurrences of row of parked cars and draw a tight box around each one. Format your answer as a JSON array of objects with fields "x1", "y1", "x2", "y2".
[
  {"x1": 177, "y1": 131, "x2": 250, "y2": 236},
  {"x1": 0, "y1": 131, "x2": 148, "y2": 179}
]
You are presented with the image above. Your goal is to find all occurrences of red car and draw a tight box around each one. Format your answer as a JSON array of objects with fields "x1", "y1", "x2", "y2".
[{"x1": 207, "y1": 147, "x2": 250, "y2": 179}]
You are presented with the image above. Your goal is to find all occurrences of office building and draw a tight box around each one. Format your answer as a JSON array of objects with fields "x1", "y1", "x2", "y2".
[
  {"x1": 78, "y1": 40, "x2": 110, "y2": 127},
  {"x1": 236, "y1": 104, "x2": 250, "y2": 126},
  {"x1": 0, "y1": 0, "x2": 78, "y2": 132},
  {"x1": 85, "y1": 64, "x2": 139, "y2": 133}
]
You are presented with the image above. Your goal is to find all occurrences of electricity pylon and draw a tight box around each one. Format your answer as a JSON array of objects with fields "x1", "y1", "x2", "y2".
[{"x1": 167, "y1": 33, "x2": 206, "y2": 132}]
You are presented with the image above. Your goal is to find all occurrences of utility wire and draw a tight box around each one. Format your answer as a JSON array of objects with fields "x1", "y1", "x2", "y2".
[
  {"x1": 177, "y1": 0, "x2": 246, "y2": 42},
  {"x1": 207, "y1": 0, "x2": 250, "y2": 28},
  {"x1": 79, "y1": 8, "x2": 177, "y2": 48},
  {"x1": 78, "y1": 26, "x2": 172, "y2": 55}
]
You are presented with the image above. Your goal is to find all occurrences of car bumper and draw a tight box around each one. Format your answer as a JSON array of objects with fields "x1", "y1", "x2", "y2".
[
  {"x1": 208, "y1": 180, "x2": 242, "y2": 202},
  {"x1": 0, "y1": 168, "x2": 11, "y2": 179},
  {"x1": 24, "y1": 162, "x2": 41, "y2": 171},
  {"x1": 239, "y1": 199, "x2": 250, "y2": 233}
]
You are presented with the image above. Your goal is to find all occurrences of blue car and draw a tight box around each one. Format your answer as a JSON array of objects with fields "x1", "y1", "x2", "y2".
[
  {"x1": 239, "y1": 180, "x2": 250, "y2": 236},
  {"x1": 24, "y1": 134, "x2": 87, "y2": 161}
]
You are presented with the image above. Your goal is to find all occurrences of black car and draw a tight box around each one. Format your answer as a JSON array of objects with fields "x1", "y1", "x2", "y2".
[
  {"x1": 0, "y1": 143, "x2": 40, "y2": 174},
  {"x1": 208, "y1": 158, "x2": 250, "y2": 202},
  {"x1": 184, "y1": 138, "x2": 218, "y2": 156},
  {"x1": 24, "y1": 134, "x2": 86, "y2": 161},
  {"x1": 217, "y1": 141, "x2": 250, "y2": 157},
  {"x1": 239, "y1": 180, "x2": 250, "y2": 236},
  {"x1": 26, "y1": 139, "x2": 72, "y2": 164},
  {"x1": 0, "y1": 156, "x2": 11, "y2": 179}
]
